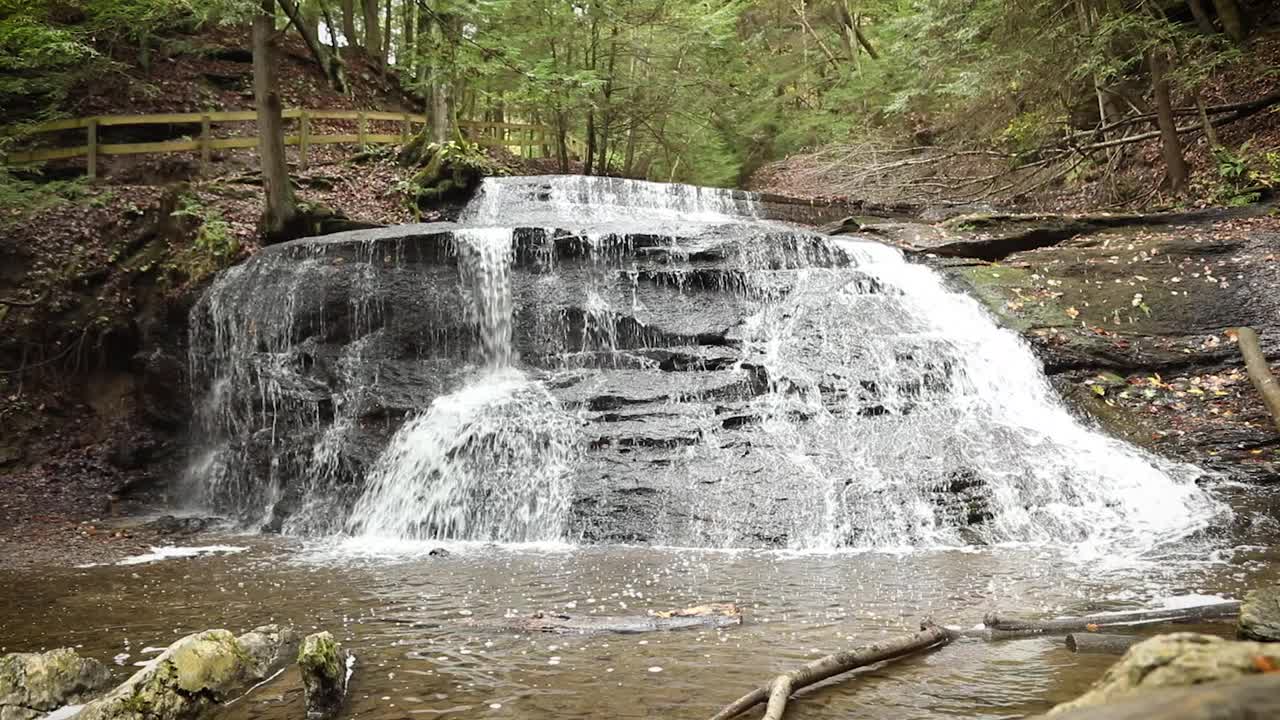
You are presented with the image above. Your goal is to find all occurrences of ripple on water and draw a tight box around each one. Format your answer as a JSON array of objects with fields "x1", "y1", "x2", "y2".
[{"x1": 2, "y1": 534, "x2": 1277, "y2": 720}]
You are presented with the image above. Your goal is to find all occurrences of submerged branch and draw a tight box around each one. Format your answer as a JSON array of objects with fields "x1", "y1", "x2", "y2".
[{"x1": 708, "y1": 623, "x2": 955, "y2": 720}]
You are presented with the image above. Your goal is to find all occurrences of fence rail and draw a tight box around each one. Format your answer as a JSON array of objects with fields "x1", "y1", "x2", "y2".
[{"x1": 6, "y1": 108, "x2": 555, "y2": 178}]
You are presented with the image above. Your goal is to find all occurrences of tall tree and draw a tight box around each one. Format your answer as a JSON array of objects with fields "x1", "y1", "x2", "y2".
[
  {"x1": 1210, "y1": 0, "x2": 1248, "y2": 44},
  {"x1": 277, "y1": 0, "x2": 346, "y2": 91},
  {"x1": 252, "y1": 0, "x2": 300, "y2": 239},
  {"x1": 362, "y1": 0, "x2": 382, "y2": 66},
  {"x1": 340, "y1": 0, "x2": 358, "y2": 48},
  {"x1": 1148, "y1": 47, "x2": 1188, "y2": 194}
]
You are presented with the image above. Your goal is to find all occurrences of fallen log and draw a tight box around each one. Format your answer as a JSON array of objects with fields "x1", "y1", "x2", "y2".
[
  {"x1": 1065, "y1": 632, "x2": 1141, "y2": 655},
  {"x1": 708, "y1": 623, "x2": 954, "y2": 720},
  {"x1": 983, "y1": 600, "x2": 1240, "y2": 637},
  {"x1": 1032, "y1": 672, "x2": 1280, "y2": 720},
  {"x1": 1235, "y1": 327, "x2": 1280, "y2": 435}
]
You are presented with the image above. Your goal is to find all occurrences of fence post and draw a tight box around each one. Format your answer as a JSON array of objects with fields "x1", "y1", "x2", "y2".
[
  {"x1": 357, "y1": 111, "x2": 367, "y2": 149},
  {"x1": 400, "y1": 113, "x2": 409, "y2": 144},
  {"x1": 199, "y1": 114, "x2": 211, "y2": 174},
  {"x1": 86, "y1": 119, "x2": 98, "y2": 180},
  {"x1": 299, "y1": 110, "x2": 310, "y2": 171}
]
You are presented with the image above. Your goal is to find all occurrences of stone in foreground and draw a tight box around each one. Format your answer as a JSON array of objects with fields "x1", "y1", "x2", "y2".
[
  {"x1": 0, "y1": 649, "x2": 113, "y2": 720},
  {"x1": 1047, "y1": 632, "x2": 1280, "y2": 715},
  {"x1": 1036, "y1": 672, "x2": 1280, "y2": 720},
  {"x1": 298, "y1": 632, "x2": 351, "y2": 720},
  {"x1": 76, "y1": 625, "x2": 298, "y2": 720},
  {"x1": 1237, "y1": 585, "x2": 1280, "y2": 642}
]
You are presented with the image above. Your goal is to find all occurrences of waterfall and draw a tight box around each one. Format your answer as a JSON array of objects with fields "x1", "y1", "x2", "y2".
[{"x1": 188, "y1": 175, "x2": 1222, "y2": 550}]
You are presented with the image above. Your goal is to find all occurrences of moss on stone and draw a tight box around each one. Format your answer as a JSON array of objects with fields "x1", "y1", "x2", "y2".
[{"x1": 1048, "y1": 633, "x2": 1280, "y2": 715}]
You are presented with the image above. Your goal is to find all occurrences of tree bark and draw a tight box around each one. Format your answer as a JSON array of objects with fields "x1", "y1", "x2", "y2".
[
  {"x1": 253, "y1": 0, "x2": 299, "y2": 241},
  {"x1": 1187, "y1": 0, "x2": 1218, "y2": 35},
  {"x1": 362, "y1": 0, "x2": 382, "y2": 66},
  {"x1": 1211, "y1": 0, "x2": 1248, "y2": 44},
  {"x1": 427, "y1": 13, "x2": 451, "y2": 143},
  {"x1": 1148, "y1": 48, "x2": 1188, "y2": 194},
  {"x1": 276, "y1": 0, "x2": 346, "y2": 91},
  {"x1": 708, "y1": 624, "x2": 954, "y2": 720},
  {"x1": 401, "y1": 0, "x2": 414, "y2": 74},
  {"x1": 340, "y1": 0, "x2": 358, "y2": 49},
  {"x1": 1236, "y1": 327, "x2": 1280, "y2": 435},
  {"x1": 381, "y1": 0, "x2": 391, "y2": 72}
]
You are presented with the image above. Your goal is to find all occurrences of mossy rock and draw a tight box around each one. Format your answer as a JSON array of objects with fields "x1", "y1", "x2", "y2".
[
  {"x1": 1238, "y1": 585, "x2": 1280, "y2": 642},
  {"x1": 298, "y1": 632, "x2": 350, "y2": 720},
  {"x1": 0, "y1": 648, "x2": 113, "y2": 720},
  {"x1": 398, "y1": 139, "x2": 504, "y2": 211},
  {"x1": 76, "y1": 625, "x2": 297, "y2": 720},
  {"x1": 1048, "y1": 633, "x2": 1280, "y2": 715}
]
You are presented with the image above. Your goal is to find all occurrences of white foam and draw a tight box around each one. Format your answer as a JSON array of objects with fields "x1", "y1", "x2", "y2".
[{"x1": 114, "y1": 545, "x2": 248, "y2": 566}]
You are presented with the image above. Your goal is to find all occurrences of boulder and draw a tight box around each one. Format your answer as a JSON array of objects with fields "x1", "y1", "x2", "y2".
[
  {"x1": 297, "y1": 632, "x2": 351, "y2": 720},
  {"x1": 76, "y1": 625, "x2": 297, "y2": 720},
  {"x1": 0, "y1": 649, "x2": 113, "y2": 720},
  {"x1": 1048, "y1": 632, "x2": 1280, "y2": 715},
  {"x1": 1035, "y1": 673, "x2": 1280, "y2": 720},
  {"x1": 1237, "y1": 585, "x2": 1280, "y2": 642}
]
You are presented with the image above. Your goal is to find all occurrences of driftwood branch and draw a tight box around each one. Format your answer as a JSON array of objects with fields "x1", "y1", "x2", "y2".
[
  {"x1": 1064, "y1": 632, "x2": 1141, "y2": 655},
  {"x1": 708, "y1": 624, "x2": 954, "y2": 720},
  {"x1": 1235, "y1": 326, "x2": 1280, "y2": 434},
  {"x1": 981, "y1": 600, "x2": 1241, "y2": 637},
  {"x1": 1070, "y1": 90, "x2": 1280, "y2": 153}
]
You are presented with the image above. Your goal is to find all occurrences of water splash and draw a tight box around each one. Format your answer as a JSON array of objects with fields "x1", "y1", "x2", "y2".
[{"x1": 347, "y1": 369, "x2": 580, "y2": 542}]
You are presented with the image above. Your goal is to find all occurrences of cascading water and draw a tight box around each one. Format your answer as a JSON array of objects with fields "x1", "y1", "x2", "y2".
[
  {"x1": 345, "y1": 228, "x2": 580, "y2": 542},
  {"x1": 188, "y1": 175, "x2": 1222, "y2": 550}
]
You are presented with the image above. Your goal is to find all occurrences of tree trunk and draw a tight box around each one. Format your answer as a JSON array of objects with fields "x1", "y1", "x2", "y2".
[
  {"x1": 431, "y1": 83, "x2": 450, "y2": 143},
  {"x1": 555, "y1": 111, "x2": 569, "y2": 172},
  {"x1": 401, "y1": 0, "x2": 414, "y2": 74},
  {"x1": 1148, "y1": 48, "x2": 1188, "y2": 194},
  {"x1": 276, "y1": 0, "x2": 346, "y2": 91},
  {"x1": 1186, "y1": 0, "x2": 1218, "y2": 35},
  {"x1": 1236, "y1": 327, "x2": 1280, "y2": 435},
  {"x1": 382, "y1": 0, "x2": 392, "y2": 72},
  {"x1": 597, "y1": 26, "x2": 619, "y2": 176},
  {"x1": 1211, "y1": 0, "x2": 1248, "y2": 43},
  {"x1": 583, "y1": 110, "x2": 596, "y2": 176},
  {"x1": 582, "y1": 15, "x2": 599, "y2": 176},
  {"x1": 362, "y1": 0, "x2": 381, "y2": 66},
  {"x1": 253, "y1": 0, "x2": 299, "y2": 241},
  {"x1": 340, "y1": 0, "x2": 358, "y2": 49}
]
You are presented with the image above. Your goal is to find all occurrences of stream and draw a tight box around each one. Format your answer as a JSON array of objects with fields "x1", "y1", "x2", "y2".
[{"x1": 3, "y1": 523, "x2": 1278, "y2": 719}]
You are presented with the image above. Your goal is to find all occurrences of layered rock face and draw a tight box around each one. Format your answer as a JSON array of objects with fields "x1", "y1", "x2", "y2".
[{"x1": 188, "y1": 176, "x2": 1217, "y2": 549}]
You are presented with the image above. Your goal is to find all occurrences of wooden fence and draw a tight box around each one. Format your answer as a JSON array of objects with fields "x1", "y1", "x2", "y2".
[{"x1": 6, "y1": 109, "x2": 554, "y2": 178}]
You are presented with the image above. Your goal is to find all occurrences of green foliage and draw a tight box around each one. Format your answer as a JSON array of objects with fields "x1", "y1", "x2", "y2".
[
  {"x1": 170, "y1": 192, "x2": 238, "y2": 281},
  {"x1": 0, "y1": 165, "x2": 90, "y2": 217},
  {"x1": 1211, "y1": 142, "x2": 1280, "y2": 206}
]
